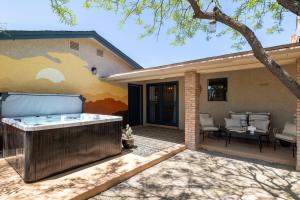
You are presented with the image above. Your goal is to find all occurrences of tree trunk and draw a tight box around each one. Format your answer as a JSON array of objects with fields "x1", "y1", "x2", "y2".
[
  {"x1": 212, "y1": 7, "x2": 300, "y2": 99},
  {"x1": 277, "y1": 0, "x2": 300, "y2": 16},
  {"x1": 187, "y1": 0, "x2": 300, "y2": 99}
]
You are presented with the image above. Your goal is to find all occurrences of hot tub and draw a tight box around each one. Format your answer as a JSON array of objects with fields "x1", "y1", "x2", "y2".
[{"x1": 2, "y1": 113, "x2": 122, "y2": 183}]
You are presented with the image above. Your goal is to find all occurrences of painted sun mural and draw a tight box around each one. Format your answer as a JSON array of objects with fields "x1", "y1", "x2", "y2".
[{"x1": 0, "y1": 52, "x2": 128, "y2": 122}]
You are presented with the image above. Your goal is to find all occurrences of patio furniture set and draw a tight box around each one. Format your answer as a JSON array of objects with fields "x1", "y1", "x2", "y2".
[{"x1": 200, "y1": 112, "x2": 297, "y2": 157}]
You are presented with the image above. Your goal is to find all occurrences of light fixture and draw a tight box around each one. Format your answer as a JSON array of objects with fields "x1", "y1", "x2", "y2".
[
  {"x1": 209, "y1": 19, "x2": 217, "y2": 33},
  {"x1": 91, "y1": 66, "x2": 97, "y2": 75}
]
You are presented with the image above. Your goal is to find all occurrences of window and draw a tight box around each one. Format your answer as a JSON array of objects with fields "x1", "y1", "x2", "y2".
[
  {"x1": 97, "y1": 49, "x2": 104, "y2": 57},
  {"x1": 69, "y1": 41, "x2": 79, "y2": 51},
  {"x1": 208, "y1": 78, "x2": 227, "y2": 101}
]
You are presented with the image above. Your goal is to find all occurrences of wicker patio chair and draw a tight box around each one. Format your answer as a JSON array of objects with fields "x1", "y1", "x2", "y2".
[
  {"x1": 199, "y1": 113, "x2": 220, "y2": 141},
  {"x1": 274, "y1": 123, "x2": 297, "y2": 157}
]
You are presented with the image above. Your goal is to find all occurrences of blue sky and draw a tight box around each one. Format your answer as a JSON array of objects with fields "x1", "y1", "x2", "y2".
[{"x1": 0, "y1": 1, "x2": 296, "y2": 68}]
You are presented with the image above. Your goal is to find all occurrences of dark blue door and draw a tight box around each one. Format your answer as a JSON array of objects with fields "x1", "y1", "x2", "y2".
[{"x1": 128, "y1": 84, "x2": 143, "y2": 126}]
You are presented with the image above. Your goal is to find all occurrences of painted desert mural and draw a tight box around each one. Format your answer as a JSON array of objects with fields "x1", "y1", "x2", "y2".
[{"x1": 0, "y1": 51, "x2": 128, "y2": 123}]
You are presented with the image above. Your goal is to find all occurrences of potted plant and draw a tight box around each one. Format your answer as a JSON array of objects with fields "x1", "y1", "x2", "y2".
[{"x1": 122, "y1": 124, "x2": 134, "y2": 148}]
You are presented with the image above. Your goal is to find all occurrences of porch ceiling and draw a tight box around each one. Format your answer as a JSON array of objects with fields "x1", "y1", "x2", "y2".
[{"x1": 106, "y1": 43, "x2": 300, "y2": 83}]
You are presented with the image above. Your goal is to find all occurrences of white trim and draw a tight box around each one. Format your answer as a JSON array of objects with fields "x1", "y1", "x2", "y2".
[{"x1": 107, "y1": 45, "x2": 300, "y2": 82}]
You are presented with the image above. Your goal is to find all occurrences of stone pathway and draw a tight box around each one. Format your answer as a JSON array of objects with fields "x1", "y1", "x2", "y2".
[{"x1": 91, "y1": 149, "x2": 300, "y2": 200}]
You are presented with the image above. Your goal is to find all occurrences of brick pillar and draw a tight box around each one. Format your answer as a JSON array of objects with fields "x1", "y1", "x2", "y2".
[
  {"x1": 297, "y1": 59, "x2": 300, "y2": 171},
  {"x1": 184, "y1": 71, "x2": 200, "y2": 150}
]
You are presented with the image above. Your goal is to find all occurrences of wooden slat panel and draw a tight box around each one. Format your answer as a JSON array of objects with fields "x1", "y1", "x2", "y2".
[{"x1": 3, "y1": 121, "x2": 122, "y2": 183}]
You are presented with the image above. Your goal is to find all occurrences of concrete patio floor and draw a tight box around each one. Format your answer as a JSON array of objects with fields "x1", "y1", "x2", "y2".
[
  {"x1": 132, "y1": 126, "x2": 295, "y2": 167},
  {"x1": 129, "y1": 126, "x2": 184, "y2": 157},
  {"x1": 133, "y1": 127, "x2": 296, "y2": 167},
  {"x1": 91, "y1": 149, "x2": 300, "y2": 200},
  {"x1": 200, "y1": 137, "x2": 296, "y2": 167}
]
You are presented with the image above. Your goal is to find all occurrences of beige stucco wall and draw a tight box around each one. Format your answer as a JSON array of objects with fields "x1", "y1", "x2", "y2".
[
  {"x1": 80, "y1": 38, "x2": 134, "y2": 77},
  {"x1": 199, "y1": 64, "x2": 297, "y2": 129},
  {"x1": 137, "y1": 64, "x2": 296, "y2": 130}
]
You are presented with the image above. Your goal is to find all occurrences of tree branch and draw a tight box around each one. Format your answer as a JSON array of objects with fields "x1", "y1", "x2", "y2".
[
  {"x1": 187, "y1": 0, "x2": 213, "y2": 19},
  {"x1": 277, "y1": 0, "x2": 300, "y2": 16},
  {"x1": 187, "y1": 0, "x2": 300, "y2": 99}
]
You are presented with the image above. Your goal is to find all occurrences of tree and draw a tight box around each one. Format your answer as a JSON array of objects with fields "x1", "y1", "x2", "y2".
[
  {"x1": 51, "y1": 0, "x2": 300, "y2": 99},
  {"x1": 277, "y1": 0, "x2": 300, "y2": 16},
  {"x1": 50, "y1": 0, "x2": 76, "y2": 25}
]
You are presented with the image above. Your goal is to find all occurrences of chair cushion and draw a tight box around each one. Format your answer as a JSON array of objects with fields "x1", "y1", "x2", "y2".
[
  {"x1": 275, "y1": 133, "x2": 296, "y2": 143},
  {"x1": 239, "y1": 119, "x2": 248, "y2": 128},
  {"x1": 230, "y1": 113, "x2": 248, "y2": 127},
  {"x1": 200, "y1": 113, "x2": 211, "y2": 119},
  {"x1": 283, "y1": 122, "x2": 296, "y2": 136},
  {"x1": 200, "y1": 117, "x2": 214, "y2": 127},
  {"x1": 252, "y1": 119, "x2": 270, "y2": 133},
  {"x1": 225, "y1": 118, "x2": 242, "y2": 129},
  {"x1": 249, "y1": 115, "x2": 270, "y2": 128},
  {"x1": 202, "y1": 126, "x2": 219, "y2": 131},
  {"x1": 251, "y1": 112, "x2": 270, "y2": 115},
  {"x1": 249, "y1": 113, "x2": 270, "y2": 121}
]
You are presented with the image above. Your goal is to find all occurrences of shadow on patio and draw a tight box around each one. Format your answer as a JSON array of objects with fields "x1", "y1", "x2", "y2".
[
  {"x1": 200, "y1": 135, "x2": 296, "y2": 167},
  {"x1": 91, "y1": 150, "x2": 300, "y2": 200},
  {"x1": 129, "y1": 126, "x2": 295, "y2": 167},
  {"x1": 125, "y1": 126, "x2": 184, "y2": 157}
]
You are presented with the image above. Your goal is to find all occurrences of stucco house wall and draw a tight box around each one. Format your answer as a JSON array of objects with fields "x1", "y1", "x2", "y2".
[
  {"x1": 136, "y1": 64, "x2": 296, "y2": 130},
  {"x1": 0, "y1": 38, "x2": 135, "y2": 121},
  {"x1": 68, "y1": 38, "x2": 134, "y2": 77},
  {"x1": 199, "y1": 64, "x2": 297, "y2": 129}
]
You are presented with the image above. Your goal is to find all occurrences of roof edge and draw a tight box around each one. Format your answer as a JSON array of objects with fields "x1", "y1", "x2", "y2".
[
  {"x1": 107, "y1": 42, "x2": 300, "y2": 80},
  {"x1": 0, "y1": 30, "x2": 143, "y2": 69},
  {"x1": 141, "y1": 42, "x2": 300, "y2": 71}
]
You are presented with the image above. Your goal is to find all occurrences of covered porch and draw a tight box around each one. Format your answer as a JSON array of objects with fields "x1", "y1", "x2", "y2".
[
  {"x1": 107, "y1": 43, "x2": 300, "y2": 170},
  {"x1": 132, "y1": 126, "x2": 295, "y2": 166}
]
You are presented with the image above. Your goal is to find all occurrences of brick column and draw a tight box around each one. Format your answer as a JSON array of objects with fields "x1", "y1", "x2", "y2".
[
  {"x1": 184, "y1": 71, "x2": 200, "y2": 150},
  {"x1": 297, "y1": 59, "x2": 300, "y2": 171}
]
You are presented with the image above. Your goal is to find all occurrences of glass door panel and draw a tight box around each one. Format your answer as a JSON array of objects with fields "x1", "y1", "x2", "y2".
[
  {"x1": 161, "y1": 83, "x2": 177, "y2": 125},
  {"x1": 148, "y1": 85, "x2": 160, "y2": 124},
  {"x1": 147, "y1": 82, "x2": 178, "y2": 126}
]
